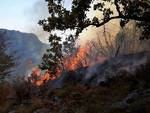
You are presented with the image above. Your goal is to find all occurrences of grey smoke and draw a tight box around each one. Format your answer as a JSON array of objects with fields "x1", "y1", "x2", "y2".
[
  {"x1": 24, "y1": 0, "x2": 49, "y2": 43},
  {"x1": 24, "y1": 0, "x2": 73, "y2": 43},
  {"x1": 0, "y1": 29, "x2": 48, "y2": 80}
]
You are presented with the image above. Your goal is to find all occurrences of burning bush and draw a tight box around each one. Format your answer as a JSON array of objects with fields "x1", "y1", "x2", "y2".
[
  {"x1": 29, "y1": 68, "x2": 59, "y2": 86},
  {"x1": 29, "y1": 46, "x2": 107, "y2": 86},
  {"x1": 29, "y1": 23, "x2": 150, "y2": 87}
]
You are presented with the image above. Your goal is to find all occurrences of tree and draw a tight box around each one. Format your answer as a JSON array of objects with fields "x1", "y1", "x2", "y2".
[
  {"x1": 39, "y1": 34, "x2": 63, "y2": 75},
  {"x1": 39, "y1": 0, "x2": 150, "y2": 37},
  {"x1": 0, "y1": 32, "x2": 15, "y2": 80},
  {"x1": 39, "y1": 0, "x2": 150, "y2": 74}
]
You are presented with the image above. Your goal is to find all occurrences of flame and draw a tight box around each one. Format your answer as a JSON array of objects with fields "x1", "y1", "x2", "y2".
[
  {"x1": 29, "y1": 47, "x2": 107, "y2": 86},
  {"x1": 63, "y1": 48, "x2": 89, "y2": 70},
  {"x1": 32, "y1": 68, "x2": 41, "y2": 77},
  {"x1": 29, "y1": 68, "x2": 61, "y2": 86},
  {"x1": 63, "y1": 47, "x2": 107, "y2": 70}
]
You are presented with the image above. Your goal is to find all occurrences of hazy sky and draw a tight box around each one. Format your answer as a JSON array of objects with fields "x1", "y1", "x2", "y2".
[
  {"x1": 0, "y1": 0, "x2": 72, "y2": 32},
  {"x1": 0, "y1": 0, "x2": 119, "y2": 43},
  {"x1": 0, "y1": 0, "x2": 36, "y2": 31},
  {"x1": 0, "y1": 0, "x2": 72, "y2": 42}
]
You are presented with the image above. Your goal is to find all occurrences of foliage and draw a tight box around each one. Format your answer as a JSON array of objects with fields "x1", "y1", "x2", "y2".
[
  {"x1": 39, "y1": 0, "x2": 150, "y2": 37},
  {"x1": 39, "y1": 34, "x2": 63, "y2": 75},
  {"x1": 85, "y1": 22, "x2": 150, "y2": 58},
  {"x1": 0, "y1": 32, "x2": 15, "y2": 80},
  {"x1": 39, "y1": 0, "x2": 150, "y2": 74},
  {"x1": 0, "y1": 59, "x2": 150, "y2": 113}
]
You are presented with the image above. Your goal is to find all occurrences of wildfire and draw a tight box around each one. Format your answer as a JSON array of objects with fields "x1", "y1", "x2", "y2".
[
  {"x1": 29, "y1": 68, "x2": 61, "y2": 86},
  {"x1": 63, "y1": 48, "x2": 89, "y2": 71},
  {"x1": 29, "y1": 47, "x2": 107, "y2": 86}
]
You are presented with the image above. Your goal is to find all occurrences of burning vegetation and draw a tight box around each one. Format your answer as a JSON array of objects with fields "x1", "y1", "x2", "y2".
[
  {"x1": 29, "y1": 68, "x2": 61, "y2": 86},
  {"x1": 29, "y1": 23, "x2": 150, "y2": 86},
  {"x1": 29, "y1": 47, "x2": 108, "y2": 86},
  {"x1": 0, "y1": 54, "x2": 150, "y2": 113},
  {"x1": 0, "y1": 0, "x2": 150, "y2": 112}
]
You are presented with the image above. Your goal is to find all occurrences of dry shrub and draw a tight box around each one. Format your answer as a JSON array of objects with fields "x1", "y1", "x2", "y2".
[
  {"x1": 0, "y1": 82, "x2": 16, "y2": 103},
  {"x1": 14, "y1": 97, "x2": 44, "y2": 113},
  {"x1": 0, "y1": 82, "x2": 16, "y2": 113},
  {"x1": 115, "y1": 23, "x2": 150, "y2": 56},
  {"x1": 14, "y1": 80, "x2": 31, "y2": 104},
  {"x1": 87, "y1": 23, "x2": 150, "y2": 58}
]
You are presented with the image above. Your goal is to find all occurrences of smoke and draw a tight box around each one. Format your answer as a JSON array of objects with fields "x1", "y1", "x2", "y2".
[
  {"x1": 24, "y1": 0, "x2": 118, "y2": 45},
  {"x1": 24, "y1": 0, "x2": 49, "y2": 43},
  {"x1": 24, "y1": 0, "x2": 73, "y2": 43},
  {"x1": 77, "y1": 0, "x2": 120, "y2": 47},
  {"x1": 77, "y1": 19, "x2": 120, "y2": 47}
]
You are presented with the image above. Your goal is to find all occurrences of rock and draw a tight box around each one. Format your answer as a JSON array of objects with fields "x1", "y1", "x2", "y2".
[
  {"x1": 142, "y1": 89, "x2": 150, "y2": 97},
  {"x1": 111, "y1": 101, "x2": 128, "y2": 109},
  {"x1": 8, "y1": 110, "x2": 16, "y2": 113},
  {"x1": 33, "y1": 108, "x2": 50, "y2": 113},
  {"x1": 51, "y1": 96, "x2": 61, "y2": 103},
  {"x1": 111, "y1": 88, "x2": 150, "y2": 111},
  {"x1": 125, "y1": 91, "x2": 139, "y2": 104}
]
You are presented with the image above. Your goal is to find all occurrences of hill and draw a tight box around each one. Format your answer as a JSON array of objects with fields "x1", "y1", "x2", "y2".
[
  {"x1": 0, "y1": 51, "x2": 149, "y2": 113},
  {"x1": 0, "y1": 29, "x2": 48, "y2": 79}
]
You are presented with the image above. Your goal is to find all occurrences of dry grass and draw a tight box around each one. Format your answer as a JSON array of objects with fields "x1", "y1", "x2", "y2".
[{"x1": 0, "y1": 61, "x2": 149, "y2": 113}]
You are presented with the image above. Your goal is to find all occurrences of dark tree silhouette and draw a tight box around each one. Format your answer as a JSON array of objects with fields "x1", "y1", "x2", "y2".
[
  {"x1": 39, "y1": 0, "x2": 150, "y2": 37},
  {"x1": 0, "y1": 32, "x2": 15, "y2": 80},
  {"x1": 39, "y1": 0, "x2": 150, "y2": 75},
  {"x1": 39, "y1": 34, "x2": 63, "y2": 75}
]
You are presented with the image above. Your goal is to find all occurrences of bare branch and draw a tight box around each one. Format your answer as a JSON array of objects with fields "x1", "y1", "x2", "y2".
[
  {"x1": 85, "y1": 15, "x2": 150, "y2": 28},
  {"x1": 114, "y1": 0, "x2": 122, "y2": 16}
]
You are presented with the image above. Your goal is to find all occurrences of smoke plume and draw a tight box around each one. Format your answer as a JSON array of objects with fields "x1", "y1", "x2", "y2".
[{"x1": 24, "y1": 0, "x2": 49, "y2": 43}]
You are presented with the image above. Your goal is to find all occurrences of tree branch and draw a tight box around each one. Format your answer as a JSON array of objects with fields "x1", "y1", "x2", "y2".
[
  {"x1": 85, "y1": 15, "x2": 150, "y2": 28},
  {"x1": 114, "y1": 0, "x2": 122, "y2": 16}
]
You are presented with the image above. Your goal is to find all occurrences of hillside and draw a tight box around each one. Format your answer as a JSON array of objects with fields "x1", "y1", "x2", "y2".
[
  {"x1": 0, "y1": 51, "x2": 149, "y2": 113},
  {"x1": 0, "y1": 29, "x2": 48, "y2": 79}
]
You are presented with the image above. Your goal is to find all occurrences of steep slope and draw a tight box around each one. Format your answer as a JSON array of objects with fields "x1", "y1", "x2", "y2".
[
  {"x1": 0, "y1": 29, "x2": 48, "y2": 78},
  {"x1": 50, "y1": 51, "x2": 150, "y2": 88},
  {"x1": 0, "y1": 51, "x2": 150, "y2": 113}
]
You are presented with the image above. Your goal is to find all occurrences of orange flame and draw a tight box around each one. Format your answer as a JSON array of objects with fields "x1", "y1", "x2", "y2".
[
  {"x1": 63, "y1": 48, "x2": 89, "y2": 71},
  {"x1": 29, "y1": 68, "x2": 61, "y2": 86},
  {"x1": 29, "y1": 47, "x2": 107, "y2": 86}
]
